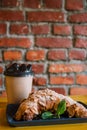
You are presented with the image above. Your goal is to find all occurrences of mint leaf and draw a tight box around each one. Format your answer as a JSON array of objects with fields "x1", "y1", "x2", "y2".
[
  {"x1": 41, "y1": 111, "x2": 53, "y2": 119},
  {"x1": 57, "y1": 100, "x2": 66, "y2": 118}
]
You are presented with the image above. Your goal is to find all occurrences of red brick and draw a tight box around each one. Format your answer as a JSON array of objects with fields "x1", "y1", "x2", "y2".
[
  {"x1": 3, "y1": 51, "x2": 22, "y2": 61},
  {"x1": 76, "y1": 74, "x2": 87, "y2": 85},
  {"x1": 74, "y1": 25, "x2": 87, "y2": 36},
  {"x1": 44, "y1": 0, "x2": 62, "y2": 9},
  {"x1": 53, "y1": 25, "x2": 71, "y2": 35},
  {"x1": 0, "y1": 24, "x2": 6, "y2": 34},
  {"x1": 50, "y1": 87, "x2": 66, "y2": 95},
  {"x1": 75, "y1": 38, "x2": 87, "y2": 48},
  {"x1": 0, "y1": 66, "x2": 3, "y2": 73},
  {"x1": 0, "y1": 38, "x2": 31, "y2": 48},
  {"x1": 49, "y1": 64, "x2": 87, "y2": 73},
  {"x1": 26, "y1": 50, "x2": 45, "y2": 61},
  {"x1": 36, "y1": 38, "x2": 72, "y2": 48},
  {"x1": 1, "y1": 0, "x2": 20, "y2": 7},
  {"x1": 33, "y1": 77, "x2": 46, "y2": 86},
  {"x1": 66, "y1": 0, "x2": 84, "y2": 10},
  {"x1": 0, "y1": 57, "x2": 2, "y2": 62},
  {"x1": 48, "y1": 50, "x2": 66, "y2": 60},
  {"x1": 69, "y1": 13, "x2": 87, "y2": 23},
  {"x1": 0, "y1": 10, "x2": 24, "y2": 21},
  {"x1": 10, "y1": 24, "x2": 29, "y2": 34},
  {"x1": 23, "y1": 0, "x2": 40, "y2": 8},
  {"x1": 70, "y1": 87, "x2": 87, "y2": 95},
  {"x1": 50, "y1": 76, "x2": 74, "y2": 85},
  {"x1": 31, "y1": 25, "x2": 50, "y2": 34},
  {"x1": 32, "y1": 64, "x2": 44, "y2": 74},
  {"x1": 0, "y1": 78, "x2": 2, "y2": 86},
  {"x1": 69, "y1": 49, "x2": 86, "y2": 60},
  {"x1": 27, "y1": 11, "x2": 64, "y2": 22}
]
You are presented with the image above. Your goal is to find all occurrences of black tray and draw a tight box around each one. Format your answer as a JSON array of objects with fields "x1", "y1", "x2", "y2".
[{"x1": 6, "y1": 102, "x2": 87, "y2": 127}]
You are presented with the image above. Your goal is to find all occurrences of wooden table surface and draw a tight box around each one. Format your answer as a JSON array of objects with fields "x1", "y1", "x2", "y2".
[{"x1": 0, "y1": 95, "x2": 87, "y2": 130}]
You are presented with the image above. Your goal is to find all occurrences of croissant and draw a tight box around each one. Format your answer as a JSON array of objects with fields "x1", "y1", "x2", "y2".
[{"x1": 14, "y1": 89, "x2": 87, "y2": 120}]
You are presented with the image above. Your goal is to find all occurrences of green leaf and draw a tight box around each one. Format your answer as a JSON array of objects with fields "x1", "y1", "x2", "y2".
[
  {"x1": 41, "y1": 111, "x2": 53, "y2": 119},
  {"x1": 57, "y1": 100, "x2": 66, "y2": 118}
]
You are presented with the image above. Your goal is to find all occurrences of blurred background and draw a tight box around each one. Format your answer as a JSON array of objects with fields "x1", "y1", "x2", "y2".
[{"x1": 0, "y1": 0, "x2": 87, "y2": 97}]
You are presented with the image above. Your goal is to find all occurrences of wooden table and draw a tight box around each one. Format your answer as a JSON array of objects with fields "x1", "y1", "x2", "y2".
[{"x1": 0, "y1": 96, "x2": 87, "y2": 130}]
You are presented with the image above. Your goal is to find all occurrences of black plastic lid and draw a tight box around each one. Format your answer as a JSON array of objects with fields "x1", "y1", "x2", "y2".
[{"x1": 4, "y1": 63, "x2": 34, "y2": 77}]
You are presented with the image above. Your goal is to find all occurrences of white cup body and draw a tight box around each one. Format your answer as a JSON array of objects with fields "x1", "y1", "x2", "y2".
[{"x1": 5, "y1": 75, "x2": 33, "y2": 104}]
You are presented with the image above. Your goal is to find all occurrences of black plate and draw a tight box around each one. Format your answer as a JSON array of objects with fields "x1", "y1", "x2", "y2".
[{"x1": 6, "y1": 102, "x2": 87, "y2": 127}]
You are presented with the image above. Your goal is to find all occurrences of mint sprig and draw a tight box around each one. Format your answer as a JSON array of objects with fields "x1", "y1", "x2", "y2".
[
  {"x1": 57, "y1": 100, "x2": 66, "y2": 118},
  {"x1": 41, "y1": 100, "x2": 66, "y2": 119},
  {"x1": 41, "y1": 111, "x2": 53, "y2": 119}
]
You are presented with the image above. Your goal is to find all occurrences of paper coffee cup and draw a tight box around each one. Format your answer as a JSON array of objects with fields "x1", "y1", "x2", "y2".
[{"x1": 4, "y1": 63, "x2": 33, "y2": 104}]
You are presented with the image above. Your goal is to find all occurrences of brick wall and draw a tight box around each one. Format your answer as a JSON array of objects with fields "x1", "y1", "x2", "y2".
[{"x1": 0, "y1": 0, "x2": 87, "y2": 96}]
